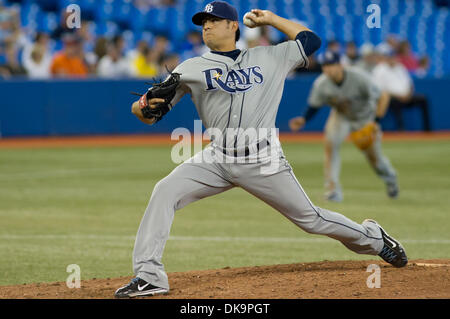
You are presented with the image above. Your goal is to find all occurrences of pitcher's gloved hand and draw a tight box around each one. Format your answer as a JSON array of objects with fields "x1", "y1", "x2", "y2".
[{"x1": 135, "y1": 72, "x2": 181, "y2": 123}]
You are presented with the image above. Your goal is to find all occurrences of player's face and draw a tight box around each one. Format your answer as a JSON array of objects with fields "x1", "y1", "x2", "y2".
[
  {"x1": 322, "y1": 64, "x2": 343, "y2": 82},
  {"x1": 202, "y1": 17, "x2": 236, "y2": 49},
  {"x1": 64, "y1": 42, "x2": 78, "y2": 56},
  {"x1": 387, "y1": 55, "x2": 398, "y2": 66}
]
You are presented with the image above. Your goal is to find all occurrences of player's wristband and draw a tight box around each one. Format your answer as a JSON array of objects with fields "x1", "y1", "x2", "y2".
[{"x1": 302, "y1": 106, "x2": 319, "y2": 122}]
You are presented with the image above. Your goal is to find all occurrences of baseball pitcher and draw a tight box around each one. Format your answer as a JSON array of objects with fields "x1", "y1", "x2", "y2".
[
  {"x1": 289, "y1": 51, "x2": 399, "y2": 202},
  {"x1": 115, "y1": 1, "x2": 407, "y2": 298}
]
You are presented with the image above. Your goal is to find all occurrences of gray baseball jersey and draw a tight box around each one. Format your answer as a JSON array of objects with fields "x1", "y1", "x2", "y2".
[
  {"x1": 132, "y1": 40, "x2": 386, "y2": 290},
  {"x1": 308, "y1": 67, "x2": 381, "y2": 129},
  {"x1": 171, "y1": 39, "x2": 308, "y2": 147}
]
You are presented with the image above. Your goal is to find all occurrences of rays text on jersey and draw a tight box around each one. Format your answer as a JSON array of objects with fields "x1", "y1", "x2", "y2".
[{"x1": 203, "y1": 66, "x2": 264, "y2": 93}]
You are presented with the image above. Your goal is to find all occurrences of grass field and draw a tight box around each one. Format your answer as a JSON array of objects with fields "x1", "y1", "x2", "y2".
[{"x1": 1, "y1": 139, "x2": 449, "y2": 286}]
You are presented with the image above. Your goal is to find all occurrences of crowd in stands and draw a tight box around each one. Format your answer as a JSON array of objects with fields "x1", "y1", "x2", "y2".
[
  {"x1": 296, "y1": 35, "x2": 431, "y2": 78},
  {"x1": 0, "y1": 3, "x2": 203, "y2": 79},
  {"x1": 0, "y1": 1, "x2": 435, "y2": 81}
]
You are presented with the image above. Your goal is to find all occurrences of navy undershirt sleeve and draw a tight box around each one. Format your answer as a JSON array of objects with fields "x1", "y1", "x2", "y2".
[
  {"x1": 302, "y1": 105, "x2": 320, "y2": 122},
  {"x1": 296, "y1": 31, "x2": 322, "y2": 56}
]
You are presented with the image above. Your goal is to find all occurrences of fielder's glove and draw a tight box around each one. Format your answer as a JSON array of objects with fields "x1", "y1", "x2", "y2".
[
  {"x1": 349, "y1": 121, "x2": 378, "y2": 150},
  {"x1": 134, "y1": 72, "x2": 181, "y2": 123}
]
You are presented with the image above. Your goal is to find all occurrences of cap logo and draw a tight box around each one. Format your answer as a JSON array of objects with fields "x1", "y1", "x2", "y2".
[{"x1": 204, "y1": 4, "x2": 214, "y2": 13}]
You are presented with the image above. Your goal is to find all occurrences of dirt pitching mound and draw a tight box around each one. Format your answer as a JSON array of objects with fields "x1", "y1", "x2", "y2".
[{"x1": 1, "y1": 259, "x2": 449, "y2": 299}]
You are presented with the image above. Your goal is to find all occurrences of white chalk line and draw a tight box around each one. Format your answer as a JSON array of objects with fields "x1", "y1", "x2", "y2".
[{"x1": 0, "y1": 234, "x2": 449, "y2": 245}]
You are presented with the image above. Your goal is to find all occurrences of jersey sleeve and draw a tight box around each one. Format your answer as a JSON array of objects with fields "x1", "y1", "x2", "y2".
[
  {"x1": 167, "y1": 62, "x2": 191, "y2": 106},
  {"x1": 307, "y1": 76, "x2": 327, "y2": 107},
  {"x1": 170, "y1": 83, "x2": 189, "y2": 106},
  {"x1": 267, "y1": 38, "x2": 309, "y2": 74}
]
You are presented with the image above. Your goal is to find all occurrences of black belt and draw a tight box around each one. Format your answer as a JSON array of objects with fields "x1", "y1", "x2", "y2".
[{"x1": 221, "y1": 139, "x2": 270, "y2": 157}]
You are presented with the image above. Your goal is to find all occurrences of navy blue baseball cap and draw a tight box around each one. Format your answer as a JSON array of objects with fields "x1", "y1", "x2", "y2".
[
  {"x1": 192, "y1": 1, "x2": 240, "y2": 41},
  {"x1": 319, "y1": 50, "x2": 341, "y2": 65}
]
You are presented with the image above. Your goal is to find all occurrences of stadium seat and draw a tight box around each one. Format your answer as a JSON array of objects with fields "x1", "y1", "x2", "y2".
[{"x1": 36, "y1": 11, "x2": 58, "y2": 33}]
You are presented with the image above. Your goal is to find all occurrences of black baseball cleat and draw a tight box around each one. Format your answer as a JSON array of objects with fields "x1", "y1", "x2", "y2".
[
  {"x1": 114, "y1": 277, "x2": 168, "y2": 298},
  {"x1": 366, "y1": 219, "x2": 408, "y2": 268}
]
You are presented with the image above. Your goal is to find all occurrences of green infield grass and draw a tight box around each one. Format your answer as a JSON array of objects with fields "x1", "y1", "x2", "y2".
[{"x1": 0, "y1": 140, "x2": 449, "y2": 285}]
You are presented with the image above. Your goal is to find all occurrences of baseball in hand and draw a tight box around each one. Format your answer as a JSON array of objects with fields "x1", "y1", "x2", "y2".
[{"x1": 243, "y1": 12, "x2": 257, "y2": 28}]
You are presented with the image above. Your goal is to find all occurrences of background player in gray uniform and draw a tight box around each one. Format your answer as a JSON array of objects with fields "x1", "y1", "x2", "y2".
[
  {"x1": 289, "y1": 51, "x2": 398, "y2": 202},
  {"x1": 115, "y1": 2, "x2": 407, "y2": 298}
]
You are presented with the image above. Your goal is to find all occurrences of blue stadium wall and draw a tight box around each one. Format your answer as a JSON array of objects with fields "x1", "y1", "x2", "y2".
[{"x1": 0, "y1": 75, "x2": 449, "y2": 137}]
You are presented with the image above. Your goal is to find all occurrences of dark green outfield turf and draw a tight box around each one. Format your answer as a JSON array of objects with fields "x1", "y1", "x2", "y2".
[{"x1": 1, "y1": 140, "x2": 449, "y2": 285}]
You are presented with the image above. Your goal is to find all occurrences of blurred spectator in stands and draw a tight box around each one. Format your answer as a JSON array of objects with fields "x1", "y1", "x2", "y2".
[
  {"x1": 243, "y1": 24, "x2": 273, "y2": 50},
  {"x1": 112, "y1": 34, "x2": 126, "y2": 57},
  {"x1": 152, "y1": 33, "x2": 170, "y2": 65},
  {"x1": 179, "y1": 30, "x2": 207, "y2": 60},
  {"x1": 78, "y1": 21, "x2": 95, "y2": 51},
  {"x1": 396, "y1": 40, "x2": 420, "y2": 72},
  {"x1": 244, "y1": 27, "x2": 260, "y2": 49},
  {"x1": 22, "y1": 32, "x2": 52, "y2": 78},
  {"x1": 326, "y1": 40, "x2": 341, "y2": 54},
  {"x1": 0, "y1": 39, "x2": 26, "y2": 77},
  {"x1": 257, "y1": 26, "x2": 273, "y2": 46},
  {"x1": 1, "y1": 5, "x2": 30, "y2": 53},
  {"x1": 375, "y1": 42, "x2": 391, "y2": 57},
  {"x1": 97, "y1": 43, "x2": 130, "y2": 78},
  {"x1": 94, "y1": 37, "x2": 109, "y2": 62},
  {"x1": 385, "y1": 35, "x2": 400, "y2": 53},
  {"x1": 50, "y1": 33, "x2": 88, "y2": 78},
  {"x1": 0, "y1": 1, "x2": 9, "y2": 24},
  {"x1": 78, "y1": 21, "x2": 97, "y2": 72},
  {"x1": 135, "y1": 0, "x2": 175, "y2": 10},
  {"x1": 0, "y1": 5, "x2": 14, "y2": 40},
  {"x1": 24, "y1": 44, "x2": 51, "y2": 78},
  {"x1": 33, "y1": 32, "x2": 50, "y2": 48},
  {"x1": 415, "y1": 56, "x2": 430, "y2": 78},
  {"x1": 134, "y1": 0, "x2": 150, "y2": 11},
  {"x1": 340, "y1": 41, "x2": 360, "y2": 66},
  {"x1": 373, "y1": 47, "x2": 431, "y2": 131},
  {"x1": 132, "y1": 45, "x2": 158, "y2": 78},
  {"x1": 354, "y1": 43, "x2": 379, "y2": 74},
  {"x1": 22, "y1": 32, "x2": 49, "y2": 55},
  {"x1": 159, "y1": 53, "x2": 180, "y2": 78},
  {"x1": 22, "y1": 35, "x2": 52, "y2": 78},
  {"x1": 126, "y1": 39, "x2": 148, "y2": 63},
  {"x1": 0, "y1": 67, "x2": 8, "y2": 78}
]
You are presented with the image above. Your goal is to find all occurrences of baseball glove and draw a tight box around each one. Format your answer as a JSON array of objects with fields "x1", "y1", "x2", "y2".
[
  {"x1": 349, "y1": 121, "x2": 378, "y2": 150},
  {"x1": 134, "y1": 72, "x2": 181, "y2": 123}
]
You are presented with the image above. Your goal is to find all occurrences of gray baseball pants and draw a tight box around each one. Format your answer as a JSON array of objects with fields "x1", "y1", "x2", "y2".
[
  {"x1": 324, "y1": 110, "x2": 398, "y2": 194},
  {"x1": 132, "y1": 137, "x2": 384, "y2": 290}
]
